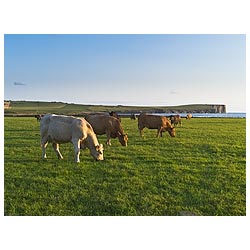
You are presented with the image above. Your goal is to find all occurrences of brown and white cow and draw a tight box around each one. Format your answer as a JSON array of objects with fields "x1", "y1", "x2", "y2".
[
  {"x1": 40, "y1": 114, "x2": 104, "y2": 162},
  {"x1": 186, "y1": 114, "x2": 192, "y2": 120},
  {"x1": 85, "y1": 114, "x2": 128, "y2": 146},
  {"x1": 138, "y1": 113, "x2": 176, "y2": 137}
]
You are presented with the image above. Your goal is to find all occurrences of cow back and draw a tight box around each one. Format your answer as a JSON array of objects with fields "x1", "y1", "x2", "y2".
[
  {"x1": 86, "y1": 115, "x2": 121, "y2": 136},
  {"x1": 40, "y1": 114, "x2": 92, "y2": 144},
  {"x1": 138, "y1": 113, "x2": 166, "y2": 129}
]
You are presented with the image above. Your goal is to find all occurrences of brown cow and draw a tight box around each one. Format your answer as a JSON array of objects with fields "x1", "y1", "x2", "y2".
[
  {"x1": 186, "y1": 114, "x2": 192, "y2": 119},
  {"x1": 85, "y1": 114, "x2": 128, "y2": 146},
  {"x1": 138, "y1": 113, "x2": 176, "y2": 138},
  {"x1": 169, "y1": 114, "x2": 182, "y2": 127}
]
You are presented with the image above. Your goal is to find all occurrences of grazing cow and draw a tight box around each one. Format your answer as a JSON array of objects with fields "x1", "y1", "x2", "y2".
[
  {"x1": 109, "y1": 111, "x2": 121, "y2": 122},
  {"x1": 85, "y1": 114, "x2": 128, "y2": 146},
  {"x1": 138, "y1": 113, "x2": 176, "y2": 137},
  {"x1": 35, "y1": 114, "x2": 43, "y2": 122},
  {"x1": 169, "y1": 114, "x2": 182, "y2": 127},
  {"x1": 40, "y1": 114, "x2": 104, "y2": 162},
  {"x1": 186, "y1": 114, "x2": 192, "y2": 119}
]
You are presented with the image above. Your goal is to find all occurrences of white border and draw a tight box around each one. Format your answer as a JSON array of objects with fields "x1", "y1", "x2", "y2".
[{"x1": 1, "y1": 1, "x2": 249, "y2": 250}]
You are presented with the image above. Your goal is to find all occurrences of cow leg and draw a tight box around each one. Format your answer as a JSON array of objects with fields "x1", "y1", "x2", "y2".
[
  {"x1": 72, "y1": 139, "x2": 81, "y2": 163},
  {"x1": 106, "y1": 131, "x2": 112, "y2": 146},
  {"x1": 138, "y1": 123, "x2": 144, "y2": 137},
  {"x1": 156, "y1": 127, "x2": 161, "y2": 138},
  {"x1": 139, "y1": 126, "x2": 144, "y2": 137},
  {"x1": 160, "y1": 128, "x2": 164, "y2": 137},
  {"x1": 139, "y1": 129, "x2": 143, "y2": 137},
  {"x1": 106, "y1": 139, "x2": 111, "y2": 146},
  {"x1": 52, "y1": 143, "x2": 63, "y2": 159},
  {"x1": 41, "y1": 137, "x2": 48, "y2": 159}
]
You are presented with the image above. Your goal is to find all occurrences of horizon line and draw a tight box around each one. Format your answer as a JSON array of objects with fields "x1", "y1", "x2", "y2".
[{"x1": 4, "y1": 99, "x2": 246, "y2": 113}]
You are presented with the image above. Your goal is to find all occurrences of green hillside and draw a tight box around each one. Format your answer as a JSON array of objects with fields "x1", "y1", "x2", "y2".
[{"x1": 4, "y1": 100, "x2": 226, "y2": 115}]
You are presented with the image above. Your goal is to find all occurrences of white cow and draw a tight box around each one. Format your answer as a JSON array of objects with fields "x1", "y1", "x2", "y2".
[{"x1": 40, "y1": 114, "x2": 104, "y2": 162}]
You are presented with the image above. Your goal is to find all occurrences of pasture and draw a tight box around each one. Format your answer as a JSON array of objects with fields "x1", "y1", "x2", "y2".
[{"x1": 4, "y1": 117, "x2": 246, "y2": 215}]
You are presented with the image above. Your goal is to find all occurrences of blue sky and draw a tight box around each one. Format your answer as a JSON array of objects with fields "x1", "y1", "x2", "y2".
[{"x1": 4, "y1": 34, "x2": 246, "y2": 112}]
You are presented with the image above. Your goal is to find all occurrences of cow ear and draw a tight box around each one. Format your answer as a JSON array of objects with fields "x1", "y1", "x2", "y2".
[{"x1": 96, "y1": 144, "x2": 104, "y2": 151}]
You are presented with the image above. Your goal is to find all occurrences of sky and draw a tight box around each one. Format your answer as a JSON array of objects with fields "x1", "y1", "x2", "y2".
[{"x1": 4, "y1": 34, "x2": 246, "y2": 112}]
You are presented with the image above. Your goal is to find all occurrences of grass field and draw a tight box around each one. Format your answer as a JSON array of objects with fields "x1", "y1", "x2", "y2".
[{"x1": 4, "y1": 116, "x2": 246, "y2": 215}]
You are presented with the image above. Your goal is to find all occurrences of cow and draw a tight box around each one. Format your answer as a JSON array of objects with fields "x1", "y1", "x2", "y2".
[
  {"x1": 40, "y1": 114, "x2": 104, "y2": 162},
  {"x1": 138, "y1": 113, "x2": 176, "y2": 138},
  {"x1": 130, "y1": 114, "x2": 137, "y2": 120},
  {"x1": 35, "y1": 114, "x2": 43, "y2": 122},
  {"x1": 169, "y1": 114, "x2": 182, "y2": 127},
  {"x1": 186, "y1": 114, "x2": 192, "y2": 120},
  {"x1": 85, "y1": 114, "x2": 128, "y2": 146}
]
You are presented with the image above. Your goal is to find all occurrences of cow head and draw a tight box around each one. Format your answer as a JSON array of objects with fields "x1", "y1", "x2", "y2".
[
  {"x1": 81, "y1": 140, "x2": 104, "y2": 160},
  {"x1": 92, "y1": 144, "x2": 104, "y2": 161},
  {"x1": 168, "y1": 127, "x2": 176, "y2": 137},
  {"x1": 117, "y1": 132, "x2": 128, "y2": 146}
]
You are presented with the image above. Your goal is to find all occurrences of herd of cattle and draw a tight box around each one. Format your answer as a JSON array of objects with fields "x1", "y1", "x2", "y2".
[{"x1": 38, "y1": 112, "x2": 192, "y2": 162}]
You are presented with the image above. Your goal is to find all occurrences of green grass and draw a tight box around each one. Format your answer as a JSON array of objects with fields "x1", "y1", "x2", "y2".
[{"x1": 4, "y1": 117, "x2": 246, "y2": 215}]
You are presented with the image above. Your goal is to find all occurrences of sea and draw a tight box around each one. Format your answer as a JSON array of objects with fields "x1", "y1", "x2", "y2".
[
  {"x1": 120, "y1": 112, "x2": 246, "y2": 118},
  {"x1": 158, "y1": 112, "x2": 246, "y2": 118}
]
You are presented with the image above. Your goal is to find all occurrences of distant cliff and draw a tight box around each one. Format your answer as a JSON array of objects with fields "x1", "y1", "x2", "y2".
[
  {"x1": 163, "y1": 104, "x2": 227, "y2": 114},
  {"x1": 118, "y1": 104, "x2": 227, "y2": 114},
  {"x1": 210, "y1": 105, "x2": 226, "y2": 113}
]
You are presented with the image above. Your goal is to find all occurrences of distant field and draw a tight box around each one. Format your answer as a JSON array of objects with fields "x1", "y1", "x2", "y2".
[
  {"x1": 4, "y1": 117, "x2": 246, "y2": 215},
  {"x1": 4, "y1": 100, "x2": 222, "y2": 115}
]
